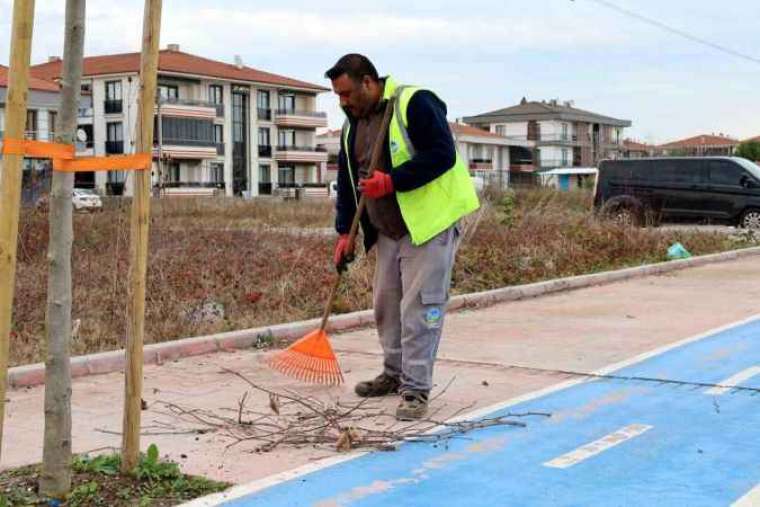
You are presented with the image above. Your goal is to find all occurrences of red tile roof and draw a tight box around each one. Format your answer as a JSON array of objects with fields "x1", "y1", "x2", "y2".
[
  {"x1": 0, "y1": 64, "x2": 59, "y2": 92},
  {"x1": 623, "y1": 139, "x2": 652, "y2": 151},
  {"x1": 30, "y1": 50, "x2": 328, "y2": 92},
  {"x1": 449, "y1": 122, "x2": 507, "y2": 139},
  {"x1": 659, "y1": 134, "x2": 739, "y2": 149}
]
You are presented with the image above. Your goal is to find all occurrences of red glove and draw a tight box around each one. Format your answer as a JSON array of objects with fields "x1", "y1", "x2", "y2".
[
  {"x1": 359, "y1": 171, "x2": 394, "y2": 199},
  {"x1": 333, "y1": 234, "x2": 355, "y2": 272}
]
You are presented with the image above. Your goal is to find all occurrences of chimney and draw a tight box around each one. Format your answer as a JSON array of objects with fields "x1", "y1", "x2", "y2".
[
  {"x1": 234, "y1": 55, "x2": 244, "y2": 69},
  {"x1": 167, "y1": 43, "x2": 180, "y2": 52},
  {"x1": 48, "y1": 56, "x2": 62, "y2": 63},
  {"x1": 520, "y1": 97, "x2": 527, "y2": 105}
]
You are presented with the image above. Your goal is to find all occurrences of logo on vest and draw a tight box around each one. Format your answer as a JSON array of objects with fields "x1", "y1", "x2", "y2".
[{"x1": 390, "y1": 139, "x2": 400, "y2": 154}]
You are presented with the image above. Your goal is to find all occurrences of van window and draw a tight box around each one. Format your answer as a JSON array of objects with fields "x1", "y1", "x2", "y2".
[
  {"x1": 708, "y1": 160, "x2": 743, "y2": 186},
  {"x1": 656, "y1": 159, "x2": 705, "y2": 184}
]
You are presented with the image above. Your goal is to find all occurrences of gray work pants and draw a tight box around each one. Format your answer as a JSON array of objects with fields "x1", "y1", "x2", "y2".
[{"x1": 373, "y1": 225, "x2": 460, "y2": 394}]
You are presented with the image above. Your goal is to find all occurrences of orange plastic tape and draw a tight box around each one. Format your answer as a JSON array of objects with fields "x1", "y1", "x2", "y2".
[
  {"x1": 1, "y1": 138, "x2": 75, "y2": 159},
  {"x1": 53, "y1": 153, "x2": 152, "y2": 172}
]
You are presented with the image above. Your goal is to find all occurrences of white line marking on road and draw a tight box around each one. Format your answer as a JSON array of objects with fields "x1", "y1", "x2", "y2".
[
  {"x1": 181, "y1": 314, "x2": 760, "y2": 506},
  {"x1": 705, "y1": 366, "x2": 760, "y2": 396},
  {"x1": 543, "y1": 424, "x2": 653, "y2": 469},
  {"x1": 732, "y1": 483, "x2": 760, "y2": 507}
]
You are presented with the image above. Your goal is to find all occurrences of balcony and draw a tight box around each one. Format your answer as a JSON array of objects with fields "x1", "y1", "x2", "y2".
[
  {"x1": 469, "y1": 158, "x2": 493, "y2": 171},
  {"x1": 153, "y1": 138, "x2": 218, "y2": 160},
  {"x1": 157, "y1": 98, "x2": 217, "y2": 120},
  {"x1": 534, "y1": 133, "x2": 585, "y2": 147},
  {"x1": 258, "y1": 145, "x2": 272, "y2": 158},
  {"x1": 258, "y1": 108, "x2": 272, "y2": 121},
  {"x1": 104, "y1": 100, "x2": 123, "y2": 115},
  {"x1": 274, "y1": 145, "x2": 328, "y2": 163},
  {"x1": 105, "y1": 141, "x2": 124, "y2": 154},
  {"x1": 273, "y1": 109, "x2": 327, "y2": 128},
  {"x1": 78, "y1": 106, "x2": 94, "y2": 118}
]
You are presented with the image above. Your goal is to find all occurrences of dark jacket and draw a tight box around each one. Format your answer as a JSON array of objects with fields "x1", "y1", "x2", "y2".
[{"x1": 335, "y1": 88, "x2": 456, "y2": 252}]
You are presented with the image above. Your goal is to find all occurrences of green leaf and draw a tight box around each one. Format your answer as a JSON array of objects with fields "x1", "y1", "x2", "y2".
[{"x1": 146, "y1": 444, "x2": 159, "y2": 464}]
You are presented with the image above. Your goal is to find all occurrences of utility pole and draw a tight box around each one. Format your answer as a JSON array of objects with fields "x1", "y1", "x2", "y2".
[
  {"x1": 0, "y1": 0, "x2": 35, "y2": 461},
  {"x1": 39, "y1": 0, "x2": 85, "y2": 495},
  {"x1": 122, "y1": 0, "x2": 161, "y2": 473}
]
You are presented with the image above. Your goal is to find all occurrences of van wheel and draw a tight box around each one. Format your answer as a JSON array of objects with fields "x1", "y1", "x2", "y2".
[
  {"x1": 601, "y1": 197, "x2": 644, "y2": 227},
  {"x1": 739, "y1": 209, "x2": 760, "y2": 229}
]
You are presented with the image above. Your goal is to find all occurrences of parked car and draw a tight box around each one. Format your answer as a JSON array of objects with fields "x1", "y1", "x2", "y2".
[
  {"x1": 594, "y1": 157, "x2": 760, "y2": 228},
  {"x1": 73, "y1": 188, "x2": 103, "y2": 212}
]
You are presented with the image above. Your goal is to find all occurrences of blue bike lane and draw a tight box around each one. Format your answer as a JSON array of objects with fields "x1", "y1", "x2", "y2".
[{"x1": 215, "y1": 317, "x2": 760, "y2": 507}]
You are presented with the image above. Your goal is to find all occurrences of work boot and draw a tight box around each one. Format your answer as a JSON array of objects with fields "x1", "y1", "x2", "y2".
[
  {"x1": 354, "y1": 373, "x2": 400, "y2": 398},
  {"x1": 395, "y1": 391, "x2": 429, "y2": 421}
]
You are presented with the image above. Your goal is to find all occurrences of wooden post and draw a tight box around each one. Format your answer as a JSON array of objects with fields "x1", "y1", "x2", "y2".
[
  {"x1": 121, "y1": 0, "x2": 161, "y2": 473},
  {"x1": 0, "y1": 0, "x2": 35, "y2": 461},
  {"x1": 39, "y1": 0, "x2": 85, "y2": 497}
]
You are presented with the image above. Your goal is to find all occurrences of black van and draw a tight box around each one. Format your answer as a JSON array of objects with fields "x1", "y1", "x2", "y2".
[{"x1": 594, "y1": 157, "x2": 760, "y2": 227}]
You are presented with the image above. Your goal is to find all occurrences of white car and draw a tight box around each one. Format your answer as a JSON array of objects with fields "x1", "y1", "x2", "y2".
[{"x1": 73, "y1": 188, "x2": 103, "y2": 212}]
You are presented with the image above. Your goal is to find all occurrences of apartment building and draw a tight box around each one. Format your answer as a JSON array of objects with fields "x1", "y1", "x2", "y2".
[
  {"x1": 462, "y1": 98, "x2": 631, "y2": 170},
  {"x1": 0, "y1": 64, "x2": 62, "y2": 202},
  {"x1": 656, "y1": 134, "x2": 739, "y2": 157},
  {"x1": 449, "y1": 122, "x2": 533, "y2": 188},
  {"x1": 30, "y1": 45, "x2": 329, "y2": 197},
  {"x1": 622, "y1": 139, "x2": 655, "y2": 158},
  {"x1": 316, "y1": 128, "x2": 341, "y2": 184}
]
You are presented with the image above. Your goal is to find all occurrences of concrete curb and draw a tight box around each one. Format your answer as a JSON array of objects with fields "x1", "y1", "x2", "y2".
[{"x1": 9, "y1": 246, "x2": 760, "y2": 389}]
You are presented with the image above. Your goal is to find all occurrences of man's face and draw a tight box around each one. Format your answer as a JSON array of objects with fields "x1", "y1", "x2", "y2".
[{"x1": 331, "y1": 74, "x2": 374, "y2": 119}]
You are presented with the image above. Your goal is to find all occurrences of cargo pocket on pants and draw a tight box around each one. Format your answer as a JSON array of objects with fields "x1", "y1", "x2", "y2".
[{"x1": 420, "y1": 289, "x2": 447, "y2": 330}]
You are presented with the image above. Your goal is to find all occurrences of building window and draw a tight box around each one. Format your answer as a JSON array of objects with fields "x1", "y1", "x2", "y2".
[
  {"x1": 278, "y1": 93, "x2": 295, "y2": 113},
  {"x1": 105, "y1": 80, "x2": 122, "y2": 101},
  {"x1": 166, "y1": 162, "x2": 180, "y2": 183},
  {"x1": 104, "y1": 80, "x2": 123, "y2": 114},
  {"x1": 209, "y1": 84, "x2": 223, "y2": 105},
  {"x1": 278, "y1": 164, "x2": 295, "y2": 185},
  {"x1": 25, "y1": 110, "x2": 38, "y2": 140},
  {"x1": 210, "y1": 162, "x2": 224, "y2": 184},
  {"x1": 259, "y1": 164, "x2": 272, "y2": 195},
  {"x1": 562, "y1": 149, "x2": 569, "y2": 166},
  {"x1": 495, "y1": 125, "x2": 506, "y2": 136},
  {"x1": 258, "y1": 127, "x2": 270, "y2": 146},
  {"x1": 561, "y1": 123, "x2": 569, "y2": 141},
  {"x1": 158, "y1": 84, "x2": 179, "y2": 101},
  {"x1": 214, "y1": 124, "x2": 224, "y2": 144},
  {"x1": 257, "y1": 90, "x2": 271, "y2": 120},
  {"x1": 278, "y1": 129, "x2": 295, "y2": 148},
  {"x1": 106, "y1": 122, "x2": 124, "y2": 154},
  {"x1": 48, "y1": 111, "x2": 57, "y2": 140}
]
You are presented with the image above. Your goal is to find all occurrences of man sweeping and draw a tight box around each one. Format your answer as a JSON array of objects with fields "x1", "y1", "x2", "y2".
[{"x1": 326, "y1": 54, "x2": 479, "y2": 420}]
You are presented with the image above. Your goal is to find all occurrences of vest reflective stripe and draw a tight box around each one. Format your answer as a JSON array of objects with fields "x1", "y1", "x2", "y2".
[
  {"x1": 342, "y1": 76, "x2": 480, "y2": 246},
  {"x1": 341, "y1": 120, "x2": 359, "y2": 208}
]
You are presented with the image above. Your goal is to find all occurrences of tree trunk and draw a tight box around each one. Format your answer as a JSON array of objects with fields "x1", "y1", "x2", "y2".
[{"x1": 39, "y1": 0, "x2": 85, "y2": 498}]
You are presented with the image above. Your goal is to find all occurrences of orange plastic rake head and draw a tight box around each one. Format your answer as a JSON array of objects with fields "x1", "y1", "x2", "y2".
[{"x1": 265, "y1": 329, "x2": 344, "y2": 385}]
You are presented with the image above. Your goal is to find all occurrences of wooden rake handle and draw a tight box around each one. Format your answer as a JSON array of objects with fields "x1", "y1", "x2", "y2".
[{"x1": 319, "y1": 98, "x2": 396, "y2": 332}]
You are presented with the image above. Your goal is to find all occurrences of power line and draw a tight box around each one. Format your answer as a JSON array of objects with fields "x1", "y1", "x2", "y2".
[{"x1": 574, "y1": 0, "x2": 760, "y2": 66}]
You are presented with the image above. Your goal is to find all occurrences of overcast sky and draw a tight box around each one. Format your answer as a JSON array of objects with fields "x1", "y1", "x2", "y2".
[{"x1": 1, "y1": 0, "x2": 759, "y2": 144}]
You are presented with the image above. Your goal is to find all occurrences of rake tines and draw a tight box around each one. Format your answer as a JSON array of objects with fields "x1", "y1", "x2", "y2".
[{"x1": 265, "y1": 329, "x2": 344, "y2": 385}]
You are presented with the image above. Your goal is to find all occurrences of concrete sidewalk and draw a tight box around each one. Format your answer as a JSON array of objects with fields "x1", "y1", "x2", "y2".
[{"x1": 4, "y1": 255, "x2": 760, "y2": 485}]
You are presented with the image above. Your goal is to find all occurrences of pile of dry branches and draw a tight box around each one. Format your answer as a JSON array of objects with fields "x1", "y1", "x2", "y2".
[{"x1": 148, "y1": 369, "x2": 550, "y2": 454}]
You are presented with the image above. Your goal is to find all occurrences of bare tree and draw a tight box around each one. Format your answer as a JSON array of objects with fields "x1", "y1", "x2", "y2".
[{"x1": 39, "y1": 0, "x2": 85, "y2": 498}]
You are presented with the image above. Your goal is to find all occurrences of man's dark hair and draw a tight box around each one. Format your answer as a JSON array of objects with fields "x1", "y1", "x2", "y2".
[{"x1": 325, "y1": 54, "x2": 379, "y2": 83}]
